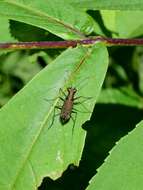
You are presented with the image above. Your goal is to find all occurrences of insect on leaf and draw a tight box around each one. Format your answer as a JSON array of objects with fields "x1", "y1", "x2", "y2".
[{"x1": 0, "y1": 43, "x2": 108, "y2": 190}]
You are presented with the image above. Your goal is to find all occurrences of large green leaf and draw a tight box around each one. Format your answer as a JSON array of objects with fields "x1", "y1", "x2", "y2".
[
  {"x1": 0, "y1": 0, "x2": 94, "y2": 40},
  {"x1": 87, "y1": 119, "x2": 143, "y2": 190},
  {"x1": 66, "y1": 0, "x2": 143, "y2": 11},
  {"x1": 101, "y1": 10, "x2": 143, "y2": 38},
  {"x1": 0, "y1": 43, "x2": 108, "y2": 190}
]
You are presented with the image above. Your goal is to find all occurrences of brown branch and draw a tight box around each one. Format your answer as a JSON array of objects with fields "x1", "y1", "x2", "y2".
[{"x1": 1, "y1": 36, "x2": 143, "y2": 50}]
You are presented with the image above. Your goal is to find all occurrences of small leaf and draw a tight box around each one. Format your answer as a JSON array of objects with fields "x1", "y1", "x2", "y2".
[
  {"x1": 0, "y1": 18, "x2": 16, "y2": 55},
  {"x1": 0, "y1": 43, "x2": 108, "y2": 190},
  {"x1": 0, "y1": 18, "x2": 16, "y2": 42},
  {"x1": 101, "y1": 10, "x2": 143, "y2": 38}
]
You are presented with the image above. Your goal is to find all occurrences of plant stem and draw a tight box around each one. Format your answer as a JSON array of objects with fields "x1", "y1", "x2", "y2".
[{"x1": 1, "y1": 36, "x2": 143, "y2": 50}]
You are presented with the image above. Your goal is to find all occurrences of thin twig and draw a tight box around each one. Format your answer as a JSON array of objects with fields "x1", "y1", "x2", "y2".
[{"x1": 1, "y1": 36, "x2": 143, "y2": 50}]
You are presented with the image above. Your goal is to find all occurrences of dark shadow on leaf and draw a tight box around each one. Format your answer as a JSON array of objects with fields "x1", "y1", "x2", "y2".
[
  {"x1": 38, "y1": 103, "x2": 143, "y2": 190},
  {"x1": 10, "y1": 20, "x2": 62, "y2": 42}
]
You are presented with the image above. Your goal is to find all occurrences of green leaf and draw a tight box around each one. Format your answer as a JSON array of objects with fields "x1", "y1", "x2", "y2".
[
  {"x1": 101, "y1": 10, "x2": 143, "y2": 38},
  {"x1": 0, "y1": 0, "x2": 94, "y2": 40},
  {"x1": 97, "y1": 87, "x2": 143, "y2": 108},
  {"x1": 0, "y1": 18, "x2": 16, "y2": 42},
  {"x1": 82, "y1": 100, "x2": 143, "y2": 190},
  {"x1": 87, "y1": 119, "x2": 143, "y2": 190},
  {"x1": 0, "y1": 18, "x2": 16, "y2": 55},
  {"x1": 66, "y1": 0, "x2": 143, "y2": 11},
  {"x1": 0, "y1": 43, "x2": 108, "y2": 190}
]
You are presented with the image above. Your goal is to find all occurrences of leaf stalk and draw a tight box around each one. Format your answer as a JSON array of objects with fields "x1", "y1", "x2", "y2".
[{"x1": 1, "y1": 36, "x2": 143, "y2": 50}]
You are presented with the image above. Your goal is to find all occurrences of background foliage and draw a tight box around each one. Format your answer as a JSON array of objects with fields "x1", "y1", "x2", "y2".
[{"x1": 0, "y1": 1, "x2": 143, "y2": 190}]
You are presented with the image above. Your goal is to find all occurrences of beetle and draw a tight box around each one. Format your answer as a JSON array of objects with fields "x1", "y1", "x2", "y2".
[
  {"x1": 59, "y1": 87, "x2": 77, "y2": 124},
  {"x1": 47, "y1": 86, "x2": 91, "y2": 131}
]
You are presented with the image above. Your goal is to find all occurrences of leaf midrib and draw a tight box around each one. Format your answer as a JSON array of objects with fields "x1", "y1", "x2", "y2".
[{"x1": 10, "y1": 98, "x2": 58, "y2": 189}]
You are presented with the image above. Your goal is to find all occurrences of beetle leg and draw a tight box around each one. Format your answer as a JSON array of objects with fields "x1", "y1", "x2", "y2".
[
  {"x1": 59, "y1": 88, "x2": 67, "y2": 98},
  {"x1": 71, "y1": 111, "x2": 77, "y2": 136},
  {"x1": 72, "y1": 107, "x2": 91, "y2": 113},
  {"x1": 74, "y1": 96, "x2": 92, "y2": 103},
  {"x1": 48, "y1": 106, "x2": 61, "y2": 129}
]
